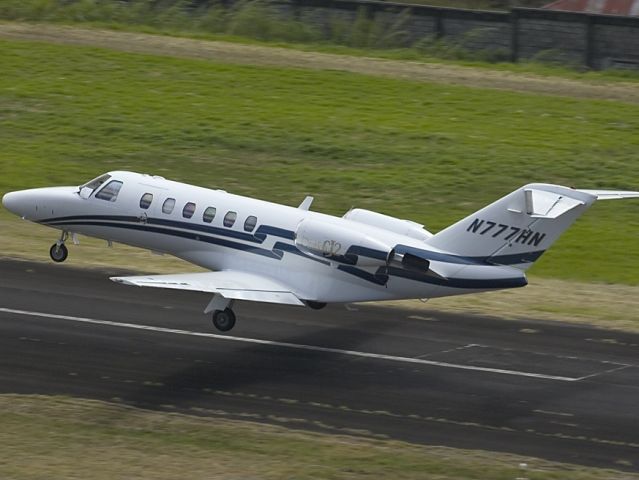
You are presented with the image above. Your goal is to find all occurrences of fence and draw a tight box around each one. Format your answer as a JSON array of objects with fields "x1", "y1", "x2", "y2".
[{"x1": 270, "y1": 1, "x2": 639, "y2": 69}]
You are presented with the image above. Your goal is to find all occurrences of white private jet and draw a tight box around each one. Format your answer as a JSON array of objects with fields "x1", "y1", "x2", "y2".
[{"x1": 3, "y1": 171, "x2": 638, "y2": 331}]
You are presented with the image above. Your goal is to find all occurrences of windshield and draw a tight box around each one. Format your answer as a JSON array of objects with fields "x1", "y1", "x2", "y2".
[
  {"x1": 78, "y1": 174, "x2": 111, "y2": 198},
  {"x1": 95, "y1": 180, "x2": 123, "y2": 202}
]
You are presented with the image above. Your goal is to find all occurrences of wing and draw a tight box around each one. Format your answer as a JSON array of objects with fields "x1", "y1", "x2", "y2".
[{"x1": 110, "y1": 271, "x2": 305, "y2": 306}]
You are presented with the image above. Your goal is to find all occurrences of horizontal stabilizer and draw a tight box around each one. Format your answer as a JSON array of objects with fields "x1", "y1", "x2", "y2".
[
  {"x1": 577, "y1": 189, "x2": 639, "y2": 200},
  {"x1": 111, "y1": 271, "x2": 304, "y2": 306}
]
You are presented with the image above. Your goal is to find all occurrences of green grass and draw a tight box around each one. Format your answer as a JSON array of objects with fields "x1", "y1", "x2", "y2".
[
  {"x1": 0, "y1": 395, "x2": 635, "y2": 479},
  {"x1": 1, "y1": 38, "x2": 639, "y2": 283}
]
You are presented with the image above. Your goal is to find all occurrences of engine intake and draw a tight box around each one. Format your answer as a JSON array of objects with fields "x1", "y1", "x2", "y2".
[{"x1": 342, "y1": 208, "x2": 433, "y2": 241}]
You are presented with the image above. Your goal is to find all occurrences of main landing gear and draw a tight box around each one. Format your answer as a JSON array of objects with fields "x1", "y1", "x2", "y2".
[
  {"x1": 212, "y1": 308, "x2": 236, "y2": 332},
  {"x1": 49, "y1": 231, "x2": 69, "y2": 263},
  {"x1": 305, "y1": 301, "x2": 327, "y2": 310},
  {"x1": 205, "y1": 294, "x2": 237, "y2": 332}
]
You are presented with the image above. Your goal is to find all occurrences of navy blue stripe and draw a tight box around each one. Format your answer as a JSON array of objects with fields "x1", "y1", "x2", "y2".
[
  {"x1": 41, "y1": 215, "x2": 295, "y2": 243},
  {"x1": 42, "y1": 215, "x2": 530, "y2": 289},
  {"x1": 345, "y1": 245, "x2": 390, "y2": 261},
  {"x1": 485, "y1": 251, "x2": 545, "y2": 265},
  {"x1": 43, "y1": 214, "x2": 136, "y2": 224},
  {"x1": 50, "y1": 221, "x2": 281, "y2": 259},
  {"x1": 337, "y1": 265, "x2": 389, "y2": 286},
  {"x1": 148, "y1": 217, "x2": 258, "y2": 243},
  {"x1": 255, "y1": 225, "x2": 296, "y2": 241},
  {"x1": 49, "y1": 219, "x2": 323, "y2": 265},
  {"x1": 42, "y1": 216, "x2": 544, "y2": 267},
  {"x1": 393, "y1": 244, "x2": 479, "y2": 265},
  {"x1": 384, "y1": 267, "x2": 527, "y2": 289},
  {"x1": 272, "y1": 242, "x2": 330, "y2": 266},
  {"x1": 394, "y1": 244, "x2": 545, "y2": 267}
]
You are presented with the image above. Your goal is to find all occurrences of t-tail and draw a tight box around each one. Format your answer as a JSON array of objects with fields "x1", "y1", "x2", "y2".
[{"x1": 426, "y1": 184, "x2": 639, "y2": 271}]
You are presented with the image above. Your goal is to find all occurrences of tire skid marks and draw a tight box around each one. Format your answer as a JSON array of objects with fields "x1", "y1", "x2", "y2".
[{"x1": 202, "y1": 388, "x2": 639, "y2": 449}]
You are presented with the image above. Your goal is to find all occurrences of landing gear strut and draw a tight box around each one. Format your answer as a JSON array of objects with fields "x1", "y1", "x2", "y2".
[
  {"x1": 212, "y1": 308, "x2": 236, "y2": 332},
  {"x1": 205, "y1": 294, "x2": 236, "y2": 332},
  {"x1": 49, "y1": 231, "x2": 69, "y2": 263}
]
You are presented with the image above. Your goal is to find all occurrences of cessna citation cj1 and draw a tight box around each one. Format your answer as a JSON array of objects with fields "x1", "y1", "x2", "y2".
[{"x1": 3, "y1": 171, "x2": 639, "y2": 331}]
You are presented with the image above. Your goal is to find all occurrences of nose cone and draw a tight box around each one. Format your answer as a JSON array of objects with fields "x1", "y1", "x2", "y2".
[
  {"x1": 3, "y1": 186, "x2": 79, "y2": 221},
  {"x1": 2, "y1": 191, "x2": 27, "y2": 217}
]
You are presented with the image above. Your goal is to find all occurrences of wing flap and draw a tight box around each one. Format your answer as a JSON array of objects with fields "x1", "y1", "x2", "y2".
[{"x1": 110, "y1": 271, "x2": 305, "y2": 306}]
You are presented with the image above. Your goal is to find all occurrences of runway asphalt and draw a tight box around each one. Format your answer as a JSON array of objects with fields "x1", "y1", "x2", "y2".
[{"x1": 1, "y1": 258, "x2": 638, "y2": 470}]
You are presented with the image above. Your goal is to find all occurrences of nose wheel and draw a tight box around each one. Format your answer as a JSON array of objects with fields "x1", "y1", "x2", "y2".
[
  {"x1": 212, "y1": 308, "x2": 236, "y2": 332},
  {"x1": 49, "y1": 231, "x2": 69, "y2": 263},
  {"x1": 49, "y1": 242, "x2": 68, "y2": 263}
]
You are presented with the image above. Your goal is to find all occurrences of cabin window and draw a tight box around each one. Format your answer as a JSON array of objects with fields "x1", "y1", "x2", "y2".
[
  {"x1": 139, "y1": 193, "x2": 153, "y2": 210},
  {"x1": 183, "y1": 202, "x2": 196, "y2": 219},
  {"x1": 244, "y1": 215, "x2": 257, "y2": 232},
  {"x1": 203, "y1": 207, "x2": 216, "y2": 223},
  {"x1": 162, "y1": 198, "x2": 175, "y2": 214},
  {"x1": 95, "y1": 180, "x2": 123, "y2": 202},
  {"x1": 223, "y1": 211, "x2": 237, "y2": 227}
]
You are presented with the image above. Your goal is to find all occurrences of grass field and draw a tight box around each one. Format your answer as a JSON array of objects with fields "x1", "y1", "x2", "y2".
[
  {"x1": 1, "y1": 394, "x2": 636, "y2": 480},
  {"x1": 2, "y1": 35, "x2": 639, "y2": 284}
]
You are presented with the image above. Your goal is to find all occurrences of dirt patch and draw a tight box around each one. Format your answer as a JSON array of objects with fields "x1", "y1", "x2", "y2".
[{"x1": 2, "y1": 22, "x2": 639, "y2": 103}]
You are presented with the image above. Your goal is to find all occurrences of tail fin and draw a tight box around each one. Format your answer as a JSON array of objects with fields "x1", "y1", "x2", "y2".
[{"x1": 427, "y1": 184, "x2": 638, "y2": 270}]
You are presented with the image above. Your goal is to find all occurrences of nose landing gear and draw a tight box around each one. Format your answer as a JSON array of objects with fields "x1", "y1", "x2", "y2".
[
  {"x1": 49, "y1": 231, "x2": 69, "y2": 263},
  {"x1": 49, "y1": 243, "x2": 68, "y2": 263}
]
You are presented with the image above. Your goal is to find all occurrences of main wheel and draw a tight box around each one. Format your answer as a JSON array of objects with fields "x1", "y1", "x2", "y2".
[
  {"x1": 305, "y1": 301, "x2": 327, "y2": 310},
  {"x1": 212, "y1": 308, "x2": 236, "y2": 332},
  {"x1": 49, "y1": 243, "x2": 68, "y2": 263}
]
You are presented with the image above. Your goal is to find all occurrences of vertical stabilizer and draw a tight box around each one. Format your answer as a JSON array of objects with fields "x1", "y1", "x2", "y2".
[{"x1": 426, "y1": 184, "x2": 598, "y2": 270}]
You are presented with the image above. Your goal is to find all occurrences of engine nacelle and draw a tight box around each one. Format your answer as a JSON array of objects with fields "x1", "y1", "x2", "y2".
[
  {"x1": 342, "y1": 208, "x2": 433, "y2": 241},
  {"x1": 295, "y1": 219, "x2": 392, "y2": 266}
]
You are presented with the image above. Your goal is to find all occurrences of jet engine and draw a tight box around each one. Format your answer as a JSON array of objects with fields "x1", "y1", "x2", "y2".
[
  {"x1": 342, "y1": 208, "x2": 433, "y2": 241},
  {"x1": 295, "y1": 219, "x2": 392, "y2": 266}
]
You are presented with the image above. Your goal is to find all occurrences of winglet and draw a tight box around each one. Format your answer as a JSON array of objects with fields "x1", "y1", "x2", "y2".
[{"x1": 298, "y1": 196, "x2": 314, "y2": 210}]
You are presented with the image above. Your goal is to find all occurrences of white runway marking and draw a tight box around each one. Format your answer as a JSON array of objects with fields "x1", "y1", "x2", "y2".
[{"x1": 0, "y1": 307, "x2": 612, "y2": 382}]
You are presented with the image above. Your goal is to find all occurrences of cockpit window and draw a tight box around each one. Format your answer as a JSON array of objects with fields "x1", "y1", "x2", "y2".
[
  {"x1": 95, "y1": 180, "x2": 123, "y2": 202},
  {"x1": 78, "y1": 173, "x2": 111, "y2": 198}
]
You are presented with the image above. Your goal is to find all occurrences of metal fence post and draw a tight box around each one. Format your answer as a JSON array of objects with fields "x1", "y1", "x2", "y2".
[
  {"x1": 585, "y1": 14, "x2": 595, "y2": 69},
  {"x1": 435, "y1": 8, "x2": 444, "y2": 39},
  {"x1": 511, "y1": 8, "x2": 519, "y2": 63}
]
